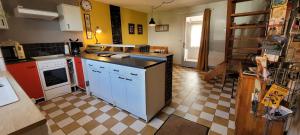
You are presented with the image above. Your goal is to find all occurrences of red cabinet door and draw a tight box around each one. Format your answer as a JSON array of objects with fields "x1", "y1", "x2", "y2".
[
  {"x1": 74, "y1": 57, "x2": 85, "y2": 89},
  {"x1": 7, "y1": 61, "x2": 44, "y2": 99}
]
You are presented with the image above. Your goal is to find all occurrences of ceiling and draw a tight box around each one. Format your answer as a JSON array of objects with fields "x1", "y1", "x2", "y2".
[{"x1": 95, "y1": 0, "x2": 224, "y2": 13}]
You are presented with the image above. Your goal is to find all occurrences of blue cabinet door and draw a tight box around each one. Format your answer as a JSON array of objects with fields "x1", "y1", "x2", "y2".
[{"x1": 110, "y1": 72, "x2": 127, "y2": 110}]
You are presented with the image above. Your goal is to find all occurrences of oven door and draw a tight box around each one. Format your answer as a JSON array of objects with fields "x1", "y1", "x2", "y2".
[{"x1": 39, "y1": 66, "x2": 70, "y2": 90}]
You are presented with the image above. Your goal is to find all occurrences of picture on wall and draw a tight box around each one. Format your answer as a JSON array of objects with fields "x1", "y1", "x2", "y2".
[
  {"x1": 128, "y1": 23, "x2": 135, "y2": 34},
  {"x1": 84, "y1": 14, "x2": 93, "y2": 39},
  {"x1": 137, "y1": 24, "x2": 143, "y2": 34},
  {"x1": 155, "y1": 24, "x2": 169, "y2": 32}
]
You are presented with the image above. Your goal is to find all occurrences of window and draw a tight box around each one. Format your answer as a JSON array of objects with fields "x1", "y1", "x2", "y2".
[{"x1": 190, "y1": 24, "x2": 202, "y2": 47}]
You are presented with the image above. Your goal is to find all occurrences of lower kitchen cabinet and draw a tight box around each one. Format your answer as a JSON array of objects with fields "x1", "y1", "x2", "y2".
[
  {"x1": 83, "y1": 59, "x2": 165, "y2": 121},
  {"x1": 126, "y1": 72, "x2": 146, "y2": 118},
  {"x1": 86, "y1": 60, "x2": 113, "y2": 103},
  {"x1": 7, "y1": 61, "x2": 44, "y2": 99},
  {"x1": 74, "y1": 57, "x2": 85, "y2": 89},
  {"x1": 110, "y1": 72, "x2": 128, "y2": 110}
]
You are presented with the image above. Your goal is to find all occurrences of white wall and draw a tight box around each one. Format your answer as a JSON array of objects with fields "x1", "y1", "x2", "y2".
[
  {"x1": 148, "y1": 0, "x2": 267, "y2": 66},
  {"x1": 148, "y1": 1, "x2": 227, "y2": 66},
  {"x1": 0, "y1": 0, "x2": 82, "y2": 44}
]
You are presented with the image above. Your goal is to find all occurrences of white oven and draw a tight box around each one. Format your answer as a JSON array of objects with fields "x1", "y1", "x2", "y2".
[{"x1": 35, "y1": 57, "x2": 71, "y2": 100}]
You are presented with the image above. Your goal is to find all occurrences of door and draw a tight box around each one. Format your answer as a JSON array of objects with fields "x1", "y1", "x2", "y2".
[
  {"x1": 182, "y1": 15, "x2": 203, "y2": 68},
  {"x1": 125, "y1": 69, "x2": 146, "y2": 118},
  {"x1": 86, "y1": 61, "x2": 98, "y2": 95},
  {"x1": 41, "y1": 67, "x2": 69, "y2": 90},
  {"x1": 110, "y1": 72, "x2": 127, "y2": 110},
  {"x1": 7, "y1": 62, "x2": 44, "y2": 99},
  {"x1": 94, "y1": 63, "x2": 112, "y2": 103},
  {"x1": 58, "y1": 4, "x2": 83, "y2": 31},
  {"x1": 74, "y1": 57, "x2": 85, "y2": 89},
  {"x1": 0, "y1": 15, "x2": 8, "y2": 29}
]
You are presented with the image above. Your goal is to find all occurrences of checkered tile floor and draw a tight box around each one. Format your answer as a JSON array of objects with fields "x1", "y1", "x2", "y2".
[{"x1": 38, "y1": 66, "x2": 236, "y2": 135}]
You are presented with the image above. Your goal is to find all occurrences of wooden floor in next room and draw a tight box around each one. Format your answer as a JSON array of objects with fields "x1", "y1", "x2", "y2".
[{"x1": 38, "y1": 66, "x2": 236, "y2": 135}]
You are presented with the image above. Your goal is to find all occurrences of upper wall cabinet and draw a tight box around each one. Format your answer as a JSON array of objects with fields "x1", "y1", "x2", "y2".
[
  {"x1": 0, "y1": 0, "x2": 8, "y2": 29},
  {"x1": 57, "y1": 4, "x2": 83, "y2": 32}
]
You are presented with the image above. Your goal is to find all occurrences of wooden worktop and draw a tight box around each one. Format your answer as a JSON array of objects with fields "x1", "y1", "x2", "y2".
[{"x1": 0, "y1": 71, "x2": 47, "y2": 135}]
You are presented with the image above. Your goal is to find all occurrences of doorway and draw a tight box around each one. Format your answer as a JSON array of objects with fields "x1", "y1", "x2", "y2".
[{"x1": 182, "y1": 15, "x2": 203, "y2": 68}]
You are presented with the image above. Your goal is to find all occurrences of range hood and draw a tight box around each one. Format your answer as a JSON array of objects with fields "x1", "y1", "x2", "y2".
[{"x1": 14, "y1": 6, "x2": 59, "y2": 20}]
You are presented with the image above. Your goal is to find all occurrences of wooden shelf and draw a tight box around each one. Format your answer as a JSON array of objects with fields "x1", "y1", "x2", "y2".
[
  {"x1": 231, "y1": 10, "x2": 270, "y2": 17},
  {"x1": 230, "y1": 36, "x2": 265, "y2": 41},
  {"x1": 229, "y1": 56, "x2": 252, "y2": 61},
  {"x1": 229, "y1": 47, "x2": 262, "y2": 51},
  {"x1": 290, "y1": 30, "x2": 300, "y2": 35},
  {"x1": 232, "y1": 0, "x2": 252, "y2": 3},
  {"x1": 230, "y1": 24, "x2": 266, "y2": 29}
]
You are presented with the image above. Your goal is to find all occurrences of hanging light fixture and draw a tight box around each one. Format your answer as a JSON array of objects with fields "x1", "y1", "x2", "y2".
[
  {"x1": 148, "y1": 0, "x2": 176, "y2": 27},
  {"x1": 149, "y1": 7, "x2": 156, "y2": 27}
]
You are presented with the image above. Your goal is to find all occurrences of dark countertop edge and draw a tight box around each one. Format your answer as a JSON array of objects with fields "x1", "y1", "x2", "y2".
[
  {"x1": 4, "y1": 59, "x2": 35, "y2": 65},
  {"x1": 68, "y1": 53, "x2": 174, "y2": 59},
  {"x1": 144, "y1": 61, "x2": 166, "y2": 69},
  {"x1": 4, "y1": 52, "x2": 172, "y2": 68},
  {"x1": 82, "y1": 56, "x2": 166, "y2": 69}
]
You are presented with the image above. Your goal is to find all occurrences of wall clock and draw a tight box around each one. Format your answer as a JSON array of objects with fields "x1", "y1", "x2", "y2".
[{"x1": 80, "y1": 0, "x2": 92, "y2": 12}]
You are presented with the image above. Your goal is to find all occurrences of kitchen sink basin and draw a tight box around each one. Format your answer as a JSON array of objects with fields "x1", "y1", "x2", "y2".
[{"x1": 0, "y1": 77, "x2": 19, "y2": 107}]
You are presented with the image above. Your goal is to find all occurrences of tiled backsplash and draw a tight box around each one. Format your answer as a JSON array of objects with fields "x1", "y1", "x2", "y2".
[{"x1": 22, "y1": 42, "x2": 65, "y2": 58}]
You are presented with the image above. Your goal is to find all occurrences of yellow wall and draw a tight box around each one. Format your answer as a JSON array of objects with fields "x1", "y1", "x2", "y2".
[
  {"x1": 121, "y1": 8, "x2": 148, "y2": 44},
  {"x1": 81, "y1": 0, "x2": 113, "y2": 46},
  {"x1": 81, "y1": 0, "x2": 148, "y2": 46}
]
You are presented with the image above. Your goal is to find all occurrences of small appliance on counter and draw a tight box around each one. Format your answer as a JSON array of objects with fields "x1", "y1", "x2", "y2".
[
  {"x1": 69, "y1": 39, "x2": 83, "y2": 56},
  {"x1": 0, "y1": 40, "x2": 26, "y2": 62}
]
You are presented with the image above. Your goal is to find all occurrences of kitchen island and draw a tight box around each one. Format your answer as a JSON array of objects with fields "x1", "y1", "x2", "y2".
[
  {"x1": 0, "y1": 71, "x2": 48, "y2": 135},
  {"x1": 81, "y1": 52, "x2": 172, "y2": 122}
]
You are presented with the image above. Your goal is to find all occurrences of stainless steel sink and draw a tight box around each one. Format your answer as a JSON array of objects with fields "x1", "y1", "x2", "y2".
[{"x1": 0, "y1": 77, "x2": 19, "y2": 107}]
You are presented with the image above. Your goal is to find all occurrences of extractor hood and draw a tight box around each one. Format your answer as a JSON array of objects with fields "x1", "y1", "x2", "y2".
[{"x1": 14, "y1": 6, "x2": 59, "y2": 20}]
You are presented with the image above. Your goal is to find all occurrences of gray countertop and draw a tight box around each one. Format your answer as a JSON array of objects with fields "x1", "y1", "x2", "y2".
[{"x1": 81, "y1": 53, "x2": 166, "y2": 69}]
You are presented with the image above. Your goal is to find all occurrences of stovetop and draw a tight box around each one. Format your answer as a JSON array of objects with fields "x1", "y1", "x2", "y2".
[{"x1": 32, "y1": 54, "x2": 66, "y2": 61}]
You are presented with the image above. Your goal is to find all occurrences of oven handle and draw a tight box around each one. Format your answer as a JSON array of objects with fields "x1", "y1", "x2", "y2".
[{"x1": 39, "y1": 66, "x2": 67, "y2": 70}]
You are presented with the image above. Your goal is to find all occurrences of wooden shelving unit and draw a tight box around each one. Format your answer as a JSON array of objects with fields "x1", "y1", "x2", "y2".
[
  {"x1": 205, "y1": 0, "x2": 271, "y2": 83},
  {"x1": 225, "y1": 0, "x2": 270, "y2": 61},
  {"x1": 232, "y1": 0, "x2": 252, "y2": 3},
  {"x1": 230, "y1": 36, "x2": 265, "y2": 41},
  {"x1": 229, "y1": 47, "x2": 262, "y2": 51},
  {"x1": 231, "y1": 10, "x2": 270, "y2": 17},
  {"x1": 230, "y1": 24, "x2": 266, "y2": 29}
]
